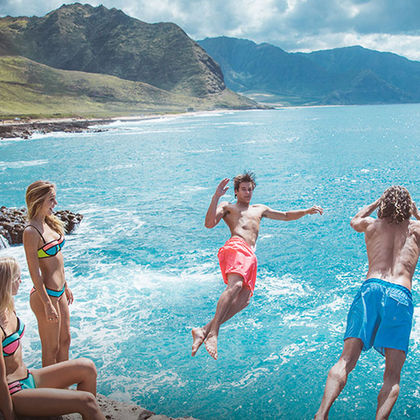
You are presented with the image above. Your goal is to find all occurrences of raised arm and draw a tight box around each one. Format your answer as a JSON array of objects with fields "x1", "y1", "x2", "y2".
[
  {"x1": 262, "y1": 205, "x2": 323, "y2": 221},
  {"x1": 0, "y1": 344, "x2": 14, "y2": 420},
  {"x1": 205, "y1": 178, "x2": 229, "y2": 228},
  {"x1": 23, "y1": 228, "x2": 59, "y2": 323},
  {"x1": 412, "y1": 201, "x2": 420, "y2": 221},
  {"x1": 350, "y1": 198, "x2": 381, "y2": 232}
]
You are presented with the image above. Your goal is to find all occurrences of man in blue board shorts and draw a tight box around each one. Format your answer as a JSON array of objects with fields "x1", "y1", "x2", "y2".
[{"x1": 315, "y1": 186, "x2": 420, "y2": 420}]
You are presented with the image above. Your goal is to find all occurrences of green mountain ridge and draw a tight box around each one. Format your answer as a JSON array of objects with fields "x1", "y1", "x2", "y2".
[
  {"x1": 198, "y1": 37, "x2": 420, "y2": 105},
  {"x1": 0, "y1": 4, "x2": 258, "y2": 118},
  {"x1": 0, "y1": 55, "x2": 256, "y2": 119}
]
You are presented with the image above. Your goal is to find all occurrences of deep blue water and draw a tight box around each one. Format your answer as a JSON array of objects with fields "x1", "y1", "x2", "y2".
[{"x1": 1, "y1": 105, "x2": 419, "y2": 419}]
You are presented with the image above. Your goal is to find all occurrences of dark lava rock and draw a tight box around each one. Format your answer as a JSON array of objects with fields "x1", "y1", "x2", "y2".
[{"x1": 0, "y1": 206, "x2": 83, "y2": 247}]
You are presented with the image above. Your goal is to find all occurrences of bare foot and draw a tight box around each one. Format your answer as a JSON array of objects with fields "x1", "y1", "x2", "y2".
[
  {"x1": 205, "y1": 332, "x2": 218, "y2": 360},
  {"x1": 191, "y1": 328, "x2": 205, "y2": 356}
]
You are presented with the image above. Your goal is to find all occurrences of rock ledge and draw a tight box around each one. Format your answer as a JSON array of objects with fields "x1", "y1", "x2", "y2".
[{"x1": 0, "y1": 207, "x2": 83, "y2": 247}]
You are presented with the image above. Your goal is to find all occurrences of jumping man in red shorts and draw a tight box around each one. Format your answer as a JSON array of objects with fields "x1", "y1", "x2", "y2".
[{"x1": 191, "y1": 172, "x2": 323, "y2": 360}]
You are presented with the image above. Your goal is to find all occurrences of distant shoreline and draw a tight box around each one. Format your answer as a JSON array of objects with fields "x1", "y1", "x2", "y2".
[
  {"x1": 0, "y1": 115, "x2": 158, "y2": 140},
  {"x1": 0, "y1": 109, "x2": 243, "y2": 140}
]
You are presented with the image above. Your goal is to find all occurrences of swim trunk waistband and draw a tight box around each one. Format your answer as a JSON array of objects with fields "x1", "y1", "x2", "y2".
[
  {"x1": 364, "y1": 278, "x2": 412, "y2": 299},
  {"x1": 226, "y1": 236, "x2": 255, "y2": 253}
]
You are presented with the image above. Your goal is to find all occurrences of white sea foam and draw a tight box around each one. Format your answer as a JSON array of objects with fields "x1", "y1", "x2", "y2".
[
  {"x1": 259, "y1": 272, "x2": 313, "y2": 301},
  {"x1": 229, "y1": 367, "x2": 270, "y2": 388},
  {"x1": 185, "y1": 148, "x2": 218, "y2": 154},
  {"x1": 0, "y1": 159, "x2": 48, "y2": 170},
  {"x1": 218, "y1": 121, "x2": 259, "y2": 126},
  {"x1": 178, "y1": 185, "x2": 209, "y2": 194}
]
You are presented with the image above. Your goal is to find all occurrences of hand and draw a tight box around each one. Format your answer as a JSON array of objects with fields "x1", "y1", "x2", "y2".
[
  {"x1": 65, "y1": 286, "x2": 74, "y2": 305},
  {"x1": 307, "y1": 205, "x2": 324, "y2": 215},
  {"x1": 45, "y1": 302, "x2": 59, "y2": 323},
  {"x1": 215, "y1": 178, "x2": 230, "y2": 198}
]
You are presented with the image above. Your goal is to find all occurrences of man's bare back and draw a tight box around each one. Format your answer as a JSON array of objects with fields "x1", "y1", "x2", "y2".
[
  {"x1": 351, "y1": 198, "x2": 420, "y2": 290},
  {"x1": 316, "y1": 186, "x2": 420, "y2": 420}
]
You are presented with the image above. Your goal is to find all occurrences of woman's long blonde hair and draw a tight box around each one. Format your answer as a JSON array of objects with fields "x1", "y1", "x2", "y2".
[
  {"x1": 0, "y1": 257, "x2": 19, "y2": 313},
  {"x1": 25, "y1": 180, "x2": 64, "y2": 235}
]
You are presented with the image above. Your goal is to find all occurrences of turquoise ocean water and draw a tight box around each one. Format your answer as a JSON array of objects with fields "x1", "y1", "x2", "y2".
[{"x1": 1, "y1": 105, "x2": 419, "y2": 419}]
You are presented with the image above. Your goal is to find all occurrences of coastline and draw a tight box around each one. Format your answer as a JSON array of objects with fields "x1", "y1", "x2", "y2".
[
  {"x1": 0, "y1": 116, "x2": 122, "y2": 139},
  {"x1": 0, "y1": 109, "x2": 243, "y2": 140}
]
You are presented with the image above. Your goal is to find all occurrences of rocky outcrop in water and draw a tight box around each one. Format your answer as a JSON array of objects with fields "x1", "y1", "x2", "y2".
[
  {"x1": 0, "y1": 206, "x2": 83, "y2": 247},
  {"x1": 0, "y1": 393, "x2": 195, "y2": 420},
  {"x1": 0, "y1": 119, "x2": 109, "y2": 139}
]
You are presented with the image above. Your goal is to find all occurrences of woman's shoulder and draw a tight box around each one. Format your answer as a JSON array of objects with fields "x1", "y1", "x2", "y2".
[{"x1": 23, "y1": 223, "x2": 44, "y2": 243}]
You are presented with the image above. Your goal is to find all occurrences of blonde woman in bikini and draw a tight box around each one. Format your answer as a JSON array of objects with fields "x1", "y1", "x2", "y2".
[
  {"x1": 23, "y1": 181, "x2": 73, "y2": 366},
  {"x1": 0, "y1": 256, "x2": 104, "y2": 419}
]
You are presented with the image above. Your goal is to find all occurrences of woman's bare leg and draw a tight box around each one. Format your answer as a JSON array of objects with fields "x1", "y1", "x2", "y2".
[
  {"x1": 57, "y1": 296, "x2": 71, "y2": 362},
  {"x1": 30, "y1": 291, "x2": 61, "y2": 366},
  {"x1": 12, "y1": 358, "x2": 105, "y2": 419}
]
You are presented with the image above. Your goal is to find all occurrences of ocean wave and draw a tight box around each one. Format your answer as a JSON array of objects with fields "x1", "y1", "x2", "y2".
[{"x1": 0, "y1": 159, "x2": 48, "y2": 170}]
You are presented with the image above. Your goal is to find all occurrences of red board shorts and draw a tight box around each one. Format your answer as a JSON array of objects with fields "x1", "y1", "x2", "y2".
[{"x1": 217, "y1": 236, "x2": 258, "y2": 295}]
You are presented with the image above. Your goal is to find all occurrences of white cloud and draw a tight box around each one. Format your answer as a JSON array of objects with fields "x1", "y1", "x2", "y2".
[{"x1": 0, "y1": 0, "x2": 419, "y2": 61}]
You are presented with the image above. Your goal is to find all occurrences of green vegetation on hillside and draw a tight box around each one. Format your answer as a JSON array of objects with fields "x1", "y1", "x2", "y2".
[
  {"x1": 0, "y1": 3, "x2": 226, "y2": 98},
  {"x1": 0, "y1": 56, "x2": 256, "y2": 119},
  {"x1": 199, "y1": 37, "x2": 420, "y2": 105}
]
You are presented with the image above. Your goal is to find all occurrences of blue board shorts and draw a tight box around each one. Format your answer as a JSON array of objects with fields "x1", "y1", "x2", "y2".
[{"x1": 344, "y1": 278, "x2": 413, "y2": 356}]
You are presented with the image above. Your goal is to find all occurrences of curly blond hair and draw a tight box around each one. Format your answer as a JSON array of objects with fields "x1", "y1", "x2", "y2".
[{"x1": 378, "y1": 185, "x2": 412, "y2": 224}]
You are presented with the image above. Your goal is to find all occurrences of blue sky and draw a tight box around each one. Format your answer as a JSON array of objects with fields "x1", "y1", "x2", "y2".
[{"x1": 1, "y1": 0, "x2": 419, "y2": 60}]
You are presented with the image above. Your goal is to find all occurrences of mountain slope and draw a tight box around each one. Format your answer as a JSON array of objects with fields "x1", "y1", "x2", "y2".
[
  {"x1": 198, "y1": 37, "x2": 420, "y2": 105},
  {"x1": 0, "y1": 3, "x2": 225, "y2": 98},
  {"x1": 0, "y1": 55, "x2": 256, "y2": 118}
]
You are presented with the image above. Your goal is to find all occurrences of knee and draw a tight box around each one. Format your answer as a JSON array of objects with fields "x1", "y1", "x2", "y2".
[
  {"x1": 60, "y1": 331, "x2": 71, "y2": 349},
  {"x1": 78, "y1": 357, "x2": 98, "y2": 378},
  {"x1": 328, "y1": 357, "x2": 355, "y2": 384},
  {"x1": 79, "y1": 391, "x2": 101, "y2": 415},
  {"x1": 227, "y1": 280, "x2": 243, "y2": 296},
  {"x1": 340, "y1": 353, "x2": 358, "y2": 373}
]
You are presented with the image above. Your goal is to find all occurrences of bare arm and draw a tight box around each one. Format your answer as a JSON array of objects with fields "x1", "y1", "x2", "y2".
[
  {"x1": 412, "y1": 201, "x2": 420, "y2": 220},
  {"x1": 23, "y1": 228, "x2": 58, "y2": 323},
  {"x1": 0, "y1": 344, "x2": 14, "y2": 420},
  {"x1": 204, "y1": 178, "x2": 229, "y2": 228},
  {"x1": 263, "y1": 205, "x2": 324, "y2": 221},
  {"x1": 350, "y1": 198, "x2": 381, "y2": 232}
]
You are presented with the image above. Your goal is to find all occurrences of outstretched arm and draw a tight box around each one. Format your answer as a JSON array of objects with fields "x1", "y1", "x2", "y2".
[
  {"x1": 350, "y1": 198, "x2": 381, "y2": 232},
  {"x1": 263, "y1": 205, "x2": 323, "y2": 221},
  {"x1": 205, "y1": 178, "x2": 229, "y2": 228}
]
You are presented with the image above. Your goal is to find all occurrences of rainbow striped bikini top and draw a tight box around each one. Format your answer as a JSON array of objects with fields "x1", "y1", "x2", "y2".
[
  {"x1": 26, "y1": 225, "x2": 65, "y2": 259},
  {"x1": 37, "y1": 235, "x2": 65, "y2": 259},
  {"x1": 1, "y1": 316, "x2": 25, "y2": 357}
]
